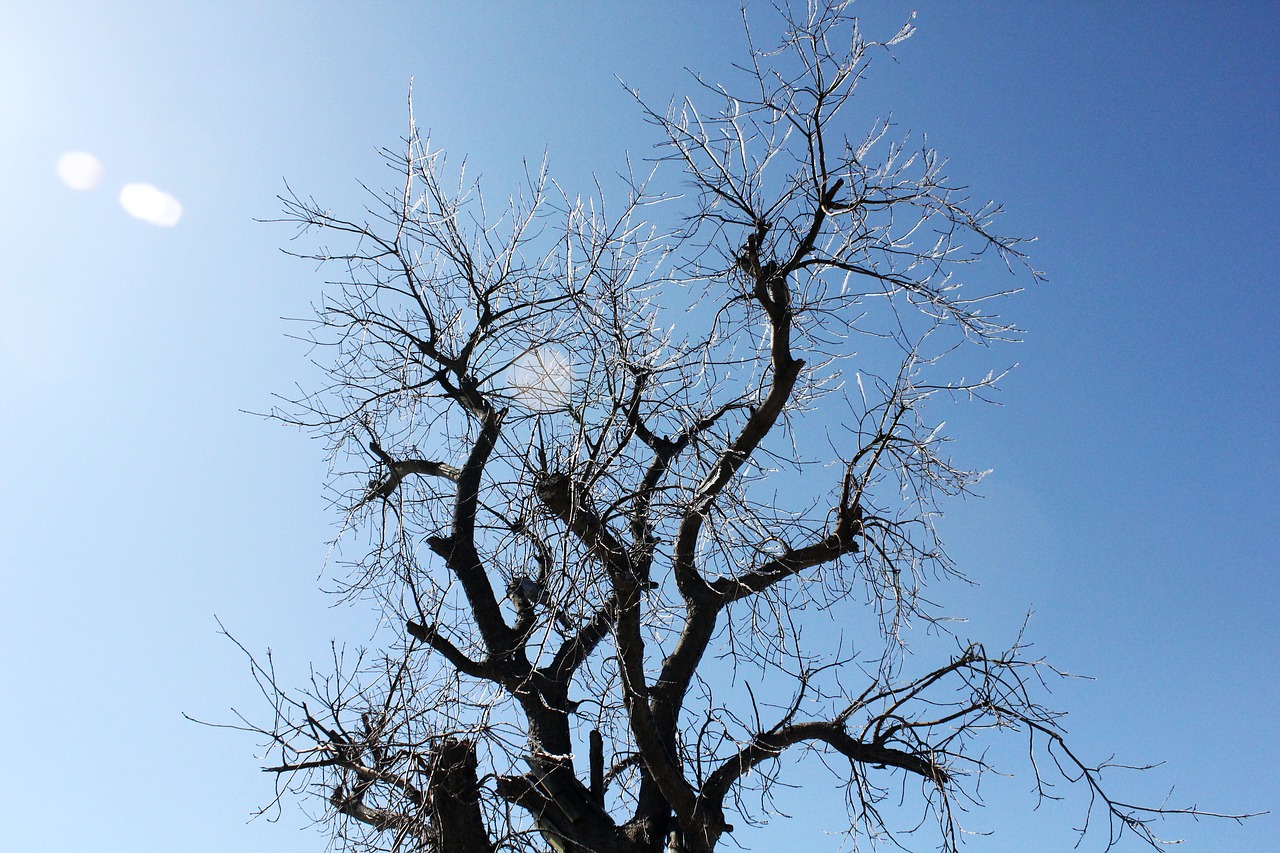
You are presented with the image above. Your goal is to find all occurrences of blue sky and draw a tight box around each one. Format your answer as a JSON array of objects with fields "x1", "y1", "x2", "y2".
[{"x1": 1, "y1": 2, "x2": 1276, "y2": 850}]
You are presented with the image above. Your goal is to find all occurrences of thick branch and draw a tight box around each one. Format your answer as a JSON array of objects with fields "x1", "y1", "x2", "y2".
[
  {"x1": 406, "y1": 620, "x2": 495, "y2": 680},
  {"x1": 538, "y1": 470, "x2": 700, "y2": 826},
  {"x1": 670, "y1": 348, "x2": 804, "y2": 600},
  {"x1": 496, "y1": 762, "x2": 623, "y2": 853},
  {"x1": 544, "y1": 597, "x2": 618, "y2": 687},
  {"x1": 710, "y1": 502, "x2": 861, "y2": 601},
  {"x1": 702, "y1": 719, "x2": 947, "y2": 806},
  {"x1": 536, "y1": 473, "x2": 633, "y2": 576},
  {"x1": 364, "y1": 436, "x2": 462, "y2": 503},
  {"x1": 427, "y1": 738, "x2": 495, "y2": 853},
  {"x1": 331, "y1": 788, "x2": 416, "y2": 835},
  {"x1": 442, "y1": 406, "x2": 514, "y2": 654},
  {"x1": 669, "y1": 183, "x2": 844, "y2": 602}
]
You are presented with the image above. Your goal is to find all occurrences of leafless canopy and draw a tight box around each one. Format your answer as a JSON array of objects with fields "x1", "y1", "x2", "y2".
[{"x1": 214, "y1": 3, "x2": 1254, "y2": 851}]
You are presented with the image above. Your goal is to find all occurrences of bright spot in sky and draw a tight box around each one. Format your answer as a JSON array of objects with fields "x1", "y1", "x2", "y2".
[
  {"x1": 56, "y1": 151, "x2": 104, "y2": 190},
  {"x1": 507, "y1": 348, "x2": 574, "y2": 411},
  {"x1": 119, "y1": 183, "x2": 182, "y2": 227}
]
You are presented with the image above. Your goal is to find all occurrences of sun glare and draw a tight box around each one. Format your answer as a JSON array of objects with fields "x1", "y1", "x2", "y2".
[
  {"x1": 119, "y1": 183, "x2": 182, "y2": 227},
  {"x1": 56, "y1": 151, "x2": 104, "y2": 190},
  {"x1": 507, "y1": 348, "x2": 574, "y2": 412}
]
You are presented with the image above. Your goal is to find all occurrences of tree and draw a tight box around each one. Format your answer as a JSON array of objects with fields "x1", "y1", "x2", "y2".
[{"x1": 220, "y1": 4, "x2": 1251, "y2": 851}]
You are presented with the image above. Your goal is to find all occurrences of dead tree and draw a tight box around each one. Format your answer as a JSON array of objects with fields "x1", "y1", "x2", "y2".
[{"x1": 218, "y1": 3, "x2": 1254, "y2": 851}]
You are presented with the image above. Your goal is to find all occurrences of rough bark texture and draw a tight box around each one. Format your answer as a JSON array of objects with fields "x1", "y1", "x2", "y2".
[{"x1": 428, "y1": 739, "x2": 494, "y2": 853}]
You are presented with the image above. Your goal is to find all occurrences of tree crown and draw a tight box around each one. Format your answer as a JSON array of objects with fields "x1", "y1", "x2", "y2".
[{"x1": 219, "y1": 4, "x2": 1253, "y2": 851}]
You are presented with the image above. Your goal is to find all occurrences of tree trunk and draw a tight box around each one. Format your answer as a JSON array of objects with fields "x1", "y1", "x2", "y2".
[{"x1": 428, "y1": 738, "x2": 495, "y2": 853}]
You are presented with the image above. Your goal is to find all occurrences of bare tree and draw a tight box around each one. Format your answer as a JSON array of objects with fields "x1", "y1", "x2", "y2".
[{"x1": 213, "y1": 4, "x2": 1255, "y2": 851}]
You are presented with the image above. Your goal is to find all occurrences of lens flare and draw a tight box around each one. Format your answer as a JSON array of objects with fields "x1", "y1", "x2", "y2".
[
  {"x1": 119, "y1": 183, "x2": 182, "y2": 227},
  {"x1": 56, "y1": 151, "x2": 104, "y2": 190}
]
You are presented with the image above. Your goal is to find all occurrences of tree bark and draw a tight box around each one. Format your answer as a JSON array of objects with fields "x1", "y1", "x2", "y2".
[{"x1": 428, "y1": 738, "x2": 495, "y2": 853}]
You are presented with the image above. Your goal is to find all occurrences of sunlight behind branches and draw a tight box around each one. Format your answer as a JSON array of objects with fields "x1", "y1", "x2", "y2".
[{"x1": 505, "y1": 347, "x2": 575, "y2": 412}]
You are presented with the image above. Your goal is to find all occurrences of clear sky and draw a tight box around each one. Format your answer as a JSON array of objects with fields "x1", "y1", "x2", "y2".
[{"x1": 1, "y1": 2, "x2": 1276, "y2": 850}]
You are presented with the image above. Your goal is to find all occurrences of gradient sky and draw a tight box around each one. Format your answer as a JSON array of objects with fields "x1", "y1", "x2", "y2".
[{"x1": 1, "y1": 2, "x2": 1276, "y2": 851}]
